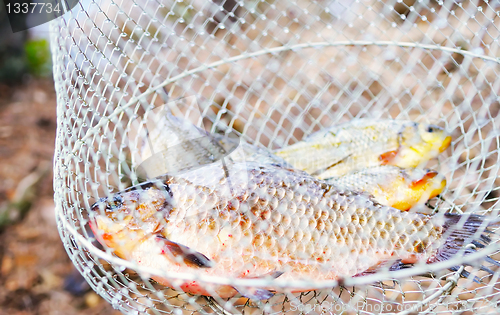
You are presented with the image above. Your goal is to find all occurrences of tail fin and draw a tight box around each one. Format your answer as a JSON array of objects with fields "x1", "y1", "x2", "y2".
[
  {"x1": 359, "y1": 213, "x2": 498, "y2": 282},
  {"x1": 429, "y1": 213, "x2": 500, "y2": 282}
]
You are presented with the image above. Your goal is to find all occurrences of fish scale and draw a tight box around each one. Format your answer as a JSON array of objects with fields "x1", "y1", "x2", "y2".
[
  {"x1": 88, "y1": 161, "x2": 491, "y2": 298},
  {"x1": 136, "y1": 114, "x2": 451, "y2": 210},
  {"x1": 275, "y1": 119, "x2": 452, "y2": 179}
]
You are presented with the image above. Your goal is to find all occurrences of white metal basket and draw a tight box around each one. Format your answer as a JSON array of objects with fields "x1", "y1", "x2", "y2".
[{"x1": 51, "y1": 0, "x2": 500, "y2": 313}]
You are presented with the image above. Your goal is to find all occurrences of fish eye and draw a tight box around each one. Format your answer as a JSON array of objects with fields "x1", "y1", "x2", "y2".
[
  {"x1": 107, "y1": 195, "x2": 123, "y2": 211},
  {"x1": 426, "y1": 126, "x2": 437, "y2": 133}
]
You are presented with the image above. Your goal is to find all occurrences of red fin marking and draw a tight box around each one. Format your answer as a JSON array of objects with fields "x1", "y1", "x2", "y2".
[
  {"x1": 379, "y1": 150, "x2": 398, "y2": 165},
  {"x1": 102, "y1": 233, "x2": 113, "y2": 241},
  {"x1": 410, "y1": 171, "x2": 437, "y2": 189}
]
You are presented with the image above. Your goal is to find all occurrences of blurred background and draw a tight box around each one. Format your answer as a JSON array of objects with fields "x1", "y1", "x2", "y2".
[
  {"x1": 0, "y1": 3, "x2": 119, "y2": 314},
  {"x1": 2, "y1": 0, "x2": 500, "y2": 313}
]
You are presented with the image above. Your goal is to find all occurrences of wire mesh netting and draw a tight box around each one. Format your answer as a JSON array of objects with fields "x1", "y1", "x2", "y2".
[{"x1": 50, "y1": 0, "x2": 500, "y2": 313}]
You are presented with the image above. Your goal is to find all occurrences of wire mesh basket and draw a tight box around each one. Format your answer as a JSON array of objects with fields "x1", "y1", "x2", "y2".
[{"x1": 51, "y1": 0, "x2": 500, "y2": 313}]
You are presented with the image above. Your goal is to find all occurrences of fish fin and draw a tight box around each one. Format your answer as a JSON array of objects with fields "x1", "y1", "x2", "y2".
[
  {"x1": 389, "y1": 259, "x2": 492, "y2": 284},
  {"x1": 234, "y1": 287, "x2": 275, "y2": 300},
  {"x1": 379, "y1": 150, "x2": 398, "y2": 165},
  {"x1": 471, "y1": 240, "x2": 486, "y2": 249},
  {"x1": 355, "y1": 260, "x2": 404, "y2": 276},
  {"x1": 137, "y1": 135, "x2": 230, "y2": 179},
  {"x1": 429, "y1": 213, "x2": 500, "y2": 282},
  {"x1": 480, "y1": 234, "x2": 492, "y2": 244},
  {"x1": 268, "y1": 271, "x2": 285, "y2": 279},
  {"x1": 484, "y1": 256, "x2": 500, "y2": 267},
  {"x1": 244, "y1": 271, "x2": 284, "y2": 279},
  {"x1": 156, "y1": 236, "x2": 214, "y2": 268},
  {"x1": 233, "y1": 271, "x2": 283, "y2": 300},
  {"x1": 311, "y1": 154, "x2": 352, "y2": 177},
  {"x1": 448, "y1": 266, "x2": 482, "y2": 283},
  {"x1": 388, "y1": 260, "x2": 439, "y2": 279},
  {"x1": 461, "y1": 255, "x2": 500, "y2": 282},
  {"x1": 429, "y1": 213, "x2": 497, "y2": 263},
  {"x1": 389, "y1": 260, "x2": 415, "y2": 271},
  {"x1": 370, "y1": 280, "x2": 398, "y2": 290},
  {"x1": 479, "y1": 265, "x2": 495, "y2": 275},
  {"x1": 354, "y1": 266, "x2": 380, "y2": 276}
]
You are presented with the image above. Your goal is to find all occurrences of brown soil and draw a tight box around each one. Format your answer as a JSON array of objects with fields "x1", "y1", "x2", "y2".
[{"x1": 0, "y1": 78, "x2": 120, "y2": 315}]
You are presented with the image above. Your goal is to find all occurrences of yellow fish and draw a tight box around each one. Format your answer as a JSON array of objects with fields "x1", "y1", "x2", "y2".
[
  {"x1": 90, "y1": 161, "x2": 495, "y2": 299},
  {"x1": 330, "y1": 166, "x2": 446, "y2": 211},
  {"x1": 274, "y1": 119, "x2": 452, "y2": 179}
]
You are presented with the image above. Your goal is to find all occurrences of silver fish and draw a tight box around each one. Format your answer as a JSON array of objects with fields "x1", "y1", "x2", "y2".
[{"x1": 90, "y1": 161, "x2": 497, "y2": 299}]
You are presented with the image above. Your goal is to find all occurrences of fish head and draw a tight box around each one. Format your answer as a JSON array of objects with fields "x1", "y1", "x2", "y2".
[
  {"x1": 366, "y1": 166, "x2": 446, "y2": 210},
  {"x1": 391, "y1": 123, "x2": 451, "y2": 168},
  {"x1": 417, "y1": 124, "x2": 452, "y2": 153},
  {"x1": 386, "y1": 168, "x2": 446, "y2": 210},
  {"x1": 407, "y1": 169, "x2": 447, "y2": 198},
  {"x1": 89, "y1": 182, "x2": 171, "y2": 258}
]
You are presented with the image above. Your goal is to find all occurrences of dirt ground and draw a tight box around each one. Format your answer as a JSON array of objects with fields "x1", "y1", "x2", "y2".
[{"x1": 0, "y1": 78, "x2": 121, "y2": 315}]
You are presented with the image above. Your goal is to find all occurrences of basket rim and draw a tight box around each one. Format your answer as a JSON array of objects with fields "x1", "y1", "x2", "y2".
[{"x1": 56, "y1": 202, "x2": 500, "y2": 290}]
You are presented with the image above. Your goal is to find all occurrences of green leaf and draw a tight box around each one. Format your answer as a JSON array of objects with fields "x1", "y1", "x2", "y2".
[{"x1": 24, "y1": 39, "x2": 51, "y2": 77}]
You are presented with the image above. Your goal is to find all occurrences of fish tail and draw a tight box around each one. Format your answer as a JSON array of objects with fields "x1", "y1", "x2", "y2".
[{"x1": 429, "y1": 213, "x2": 500, "y2": 282}]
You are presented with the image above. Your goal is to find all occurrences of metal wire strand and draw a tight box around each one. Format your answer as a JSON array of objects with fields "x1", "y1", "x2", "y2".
[{"x1": 51, "y1": 0, "x2": 500, "y2": 313}]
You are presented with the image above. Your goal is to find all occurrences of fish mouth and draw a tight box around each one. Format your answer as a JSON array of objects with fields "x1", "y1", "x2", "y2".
[
  {"x1": 424, "y1": 170, "x2": 438, "y2": 178},
  {"x1": 438, "y1": 136, "x2": 452, "y2": 152},
  {"x1": 90, "y1": 197, "x2": 110, "y2": 213},
  {"x1": 409, "y1": 170, "x2": 445, "y2": 189},
  {"x1": 427, "y1": 172, "x2": 447, "y2": 198},
  {"x1": 409, "y1": 171, "x2": 435, "y2": 189},
  {"x1": 430, "y1": 182, "x2": 446, "y2": 198},
  {"x1": 90, "y1": 193, "x2": 128, "y2": 214}
]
